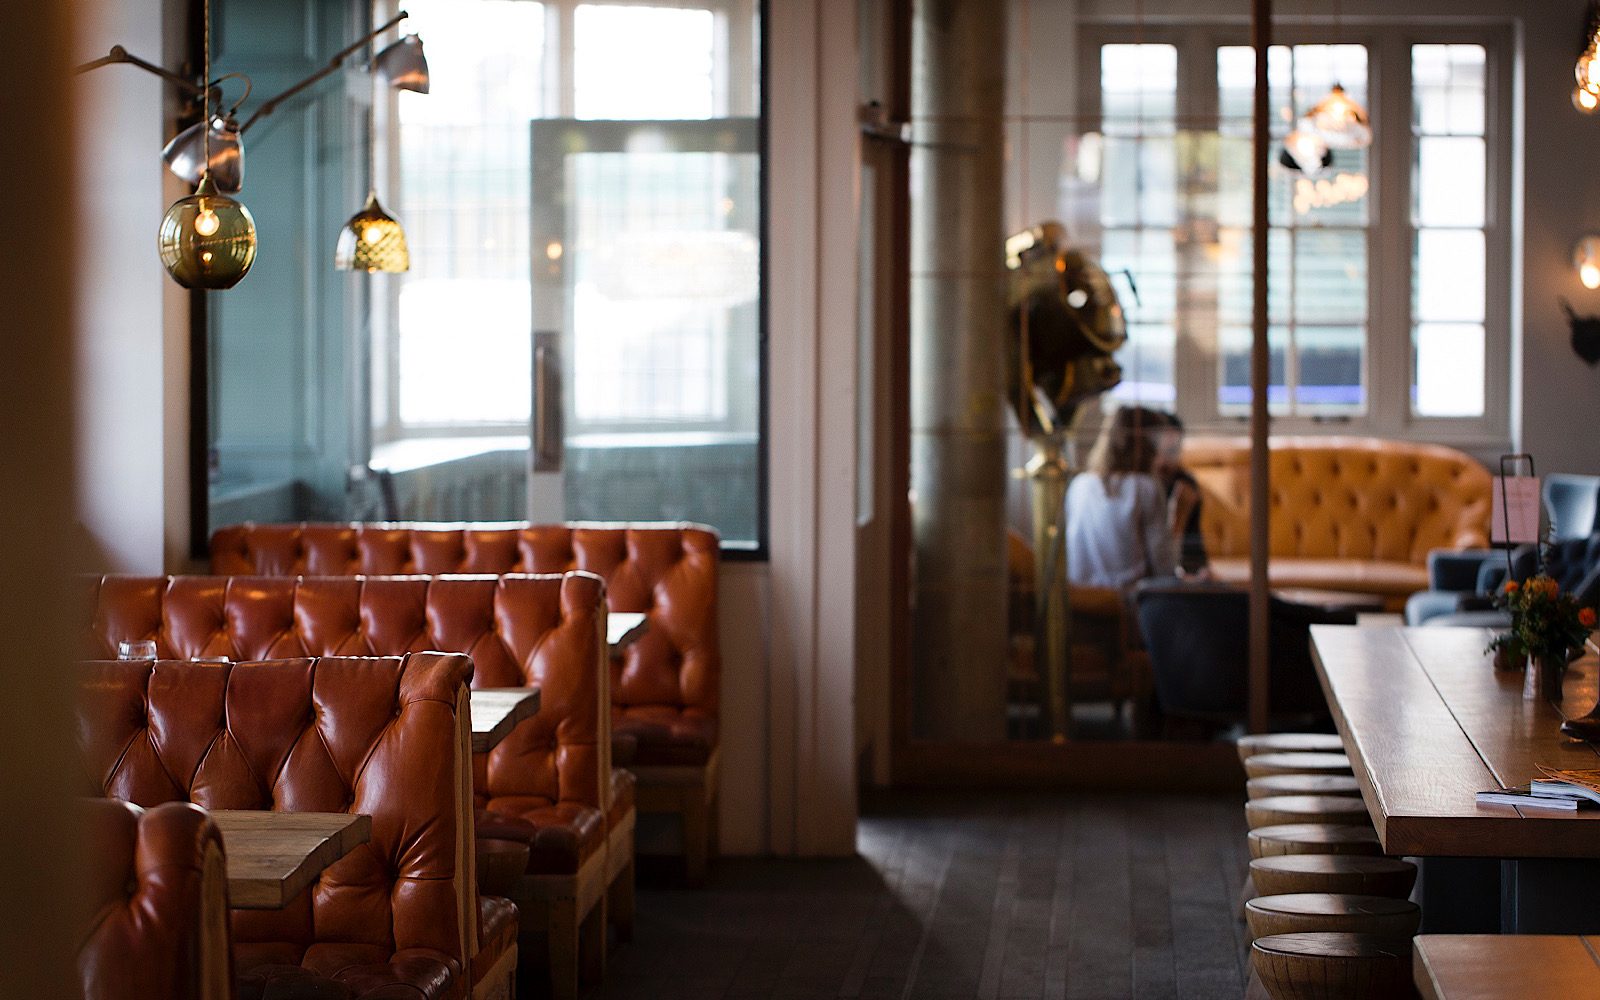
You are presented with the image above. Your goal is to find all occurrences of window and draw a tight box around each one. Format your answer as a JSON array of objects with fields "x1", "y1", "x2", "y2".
[{"x1": 1063, "y1": 28, "x2": 1508, "y2": 443}]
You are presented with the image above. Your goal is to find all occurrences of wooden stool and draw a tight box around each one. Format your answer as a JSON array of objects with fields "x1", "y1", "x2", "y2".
[
  {"x1": 1249, "y1": 855, "x2": 1416, "y2": 899},
  {"x1": 1251, "y1": 932, "x2": 1414, "y2": 1000},
  {"x1": 1245, "y1": 893, "x2": 1420, "y2": 941},
  {"x1": 1244, "y1": 752, "x2": 1353, "y2": 779},
  {"x1": 1247, "y1": 774, "x2": 1361, "y2": 800},
  {"x1": 1248, "y1": 824, "x2": 1381, "y2": 860},
  {"x1": 1246, "y1": 795, "x2": 1371, "y2": 830},
  {"x1": 1237, "y1": 733, "x2": 1345, "y2": 763}
]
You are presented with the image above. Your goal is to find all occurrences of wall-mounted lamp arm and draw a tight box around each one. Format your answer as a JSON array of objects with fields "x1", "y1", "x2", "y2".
[
  {"x1": 74, "y1": 45, "x2": 205, "y2": 97},
  {"x1": 239, "y1": 10, "x2": 408, "y2": 133}
]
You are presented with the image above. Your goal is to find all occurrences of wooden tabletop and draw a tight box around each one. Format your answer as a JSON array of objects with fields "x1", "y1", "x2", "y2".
[
  {"x1": 1276, "y1": 588, "x2": 1388, "y2": 613},
  {"x1": 470, "y1": 687, "x2": 541, "y2": 753},
  {"x1": 609, "y1": 612, "x2": 648, "y2": 651},
  {"x1": 210, "y1": 810, "x2": 371, "y2": 910},
  {"x1": 1310, "y1": 625, "x2": 1600, "y2": 859},
  {"x1": 1414, "y1": 934, "x2": 1600, "y2": 999}
]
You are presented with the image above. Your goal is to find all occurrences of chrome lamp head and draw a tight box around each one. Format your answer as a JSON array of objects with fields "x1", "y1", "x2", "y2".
[
  {"x1": 162, "y1": 113, "x2": 244, "y2": 193},
  {"x1": 375, "y1": 34, "x2": 429, "y2": 94}
]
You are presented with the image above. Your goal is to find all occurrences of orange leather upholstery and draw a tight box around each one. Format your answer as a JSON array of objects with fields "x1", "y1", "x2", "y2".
[
  {"x1": 85, "y1": 573, "x2": 610, "y2": 876},
  {"x1": 80, "y1": 798, "x2": 231, "y2": 1000},
  {"x1": 75, "y1": 654, "x2": 476, "y2": 1000},
  {"x1": 209, "y1": 522, "x2": 721, "y2": 767},
  {"x1": 1182, "y1": 436, "x2": 1491, "y2": 601}
]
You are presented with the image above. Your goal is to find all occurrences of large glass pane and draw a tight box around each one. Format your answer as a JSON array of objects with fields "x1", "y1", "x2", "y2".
[
  {"x1": 1414, "y1": 323, "x2": 1485, "y2": 417},
  {"x1": 1295, "y1": 326, "x2": 1364, "y2": 410},
  {"x1": 1414, "y1": 229, "x2": 1485, "y2": 323},
  {"x1": 1101, "y1": 44, "x2": 1177, "y2": 135},
  {"x1": 573, "y1": 5, "x2": 717, "y2": 120},
  {"x1": 1413, "y1": 44, "x2": 1486, "y2": 135},
  {"x1": 1219, "y1": 325, "x2": 1289, "y2": 411},
  {"x1": 1415, "y1": 136, "x2": 1485, "y2": 227},
  {"x1": 1294, "y1": 229, "x2": 1366, "y2": 325}
]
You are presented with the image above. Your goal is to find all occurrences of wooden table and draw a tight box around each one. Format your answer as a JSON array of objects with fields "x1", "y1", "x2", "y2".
[
  {"x1": 210, "y1": 810, "x2": 371, "y2": 909},
  {"x1": 471, "y1": 687, "x2": 541, "y2": 753},
  {"x1": 1413, "y1": 935, "x2": 1600, "y2": 999},
  {"x1": 609, "y1": 612, "x2": 647, "y2": 651},
  {"x1": 1310, "y1": 624, "x2": 1600, "y2": 933},
  {"x1": 1276, "y1": 588, "x2": 1388, "y2": 614}
]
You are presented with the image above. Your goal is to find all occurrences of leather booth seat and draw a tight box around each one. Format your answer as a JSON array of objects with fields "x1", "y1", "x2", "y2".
[
  {"x1": 75, "y1": 654, "x2": 478, "y2": 1000},
  {"x1": 85, "y1": 572, "x2": 619, "y2": 1000},
  {"x1": 80, "y1": 798, "x2": 232, "y2": 1000},
  {"x1": 1182, "y1": 436, "x2": 1491, "y2": 607},
  {"x1": 207, "y1": 522, "x2": 721, "y2": 884}
]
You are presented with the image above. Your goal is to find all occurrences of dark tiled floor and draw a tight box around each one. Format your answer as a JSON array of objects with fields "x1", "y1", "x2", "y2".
[{"x1": 598, "y1": 791, "x2": 1252, "y2": 1000}]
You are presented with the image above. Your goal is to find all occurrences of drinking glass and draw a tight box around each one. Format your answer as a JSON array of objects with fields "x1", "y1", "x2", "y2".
[{"x1": 116, "y1": 639, "x2": 157, "y2": 660}]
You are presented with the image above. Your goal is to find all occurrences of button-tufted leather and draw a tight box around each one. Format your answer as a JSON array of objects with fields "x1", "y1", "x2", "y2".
[
  {"x1": 86, "y1": 573, "x2": 612, "y2": 880},
  {"x1": 1182, "y1": 437, "x2": 1491, "y2": 601},
  {"x1": 208, "y1": 523, "x2": 721, "y2": 768},
  {"x1": 75, "y1": 654, "x2": 476, "y2": 1000},
  {"x1": 80, "y1": 798, "x2": 232, "y2": 1000}
]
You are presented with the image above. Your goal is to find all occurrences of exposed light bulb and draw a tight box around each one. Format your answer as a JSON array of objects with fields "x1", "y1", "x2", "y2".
[
  {"x1": 363, "y1": 224, "x2": 383, "y2": 245},
  {"x1": 194, "y1": 208, "x2": 220, "y2": 237},
  {"x1": 1577, "y1": 84, "x2": 1600, "y2": 114},
  {"x1": 1583, "y1": 262, "x2": 1600, "y2": 290},
  {"x1": 1574, "y1": 237, "x2": 1600, "y2": 289},
  {"x1": 1579, "y1": 44, "x2": 1600, "y2": 91},
  {"x1": 1308, "y1": 84, "x2": 1372, "y2": 150},
  {"x1": 1282, "y1": 125, "x2": 1332, "y2": 176}
]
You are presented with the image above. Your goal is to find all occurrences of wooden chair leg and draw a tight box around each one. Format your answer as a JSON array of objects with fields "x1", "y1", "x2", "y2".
[
  {"x1": 546, "y1": 897, "x2": 580, "y2": 1000},
  {"x1": 682, "y1": 792, "x2": 709, "y2": 887},
  {"x1": 609, "y1": 855, "x2": 636, "y2": 944},
  {"x1": 579, "y1": 896, "x2": 606, "y2": 986}
]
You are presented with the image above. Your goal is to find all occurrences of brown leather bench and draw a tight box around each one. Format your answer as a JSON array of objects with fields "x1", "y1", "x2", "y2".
[
  {"x1": 209, "y1": 521, "x2": 722, "y2": 883},
  {"x1": 79, "y1": 798, "x2": 233, "y2": 1000},
  {"x1": 85, "y1": 572, "x2": 619, "y2": 1000},
  {"x1": 76, "y1": 653, "x2": 478, "y2": 1000}
]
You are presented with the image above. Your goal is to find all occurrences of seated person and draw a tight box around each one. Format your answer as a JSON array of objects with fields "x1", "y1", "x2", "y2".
[
  {"x1": 1066, "y1": 405, "x2": 1178, "y2": 588},
  {"x1": 1151, "y1": 411, "x2": 1210, "y2": 578}
]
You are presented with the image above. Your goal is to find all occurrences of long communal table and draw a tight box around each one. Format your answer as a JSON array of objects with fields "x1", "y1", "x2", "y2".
[
  {"x1": 1310, "y1": 624, "x2": 1600, "y2": 933},
  {"x1": 1413, "y1": 935, "x2": 1600, "y2": 999}
]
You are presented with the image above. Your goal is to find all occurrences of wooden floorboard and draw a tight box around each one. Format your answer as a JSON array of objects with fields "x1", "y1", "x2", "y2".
[{"x1": 596, "y1": 791, "x2": 1251, "y2": 1000}]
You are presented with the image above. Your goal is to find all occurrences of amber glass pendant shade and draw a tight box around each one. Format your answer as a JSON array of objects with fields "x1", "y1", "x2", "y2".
[
  {"x1": 334, "y1": 190, "x2": 410, "y2": 273},
  {"x1": 1308, "y1": 84, "x2": 1372, "y2": 150},
  {"x1": 156, "y1": 175, "x2": 258, "y2": 289}
]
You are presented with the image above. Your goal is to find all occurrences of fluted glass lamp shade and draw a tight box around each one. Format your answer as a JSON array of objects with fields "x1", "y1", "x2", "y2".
[
  {"x1": 157, "y1": 176, "x2": 257, "y2": 289},
  {"x1": 1308, "y1": 84, "x2": 1372, "y2": 149},
  {"x1": 374, "y1": 34, "x2": 429, "y2": 93},
  {"x1": 162, "y1": 115, "x2": 244, "y2": 194},
  {"x1": 335, "y1": 190, "x2": 410, "y2": 272},
  {"x1": 1280, "y1": 124, "x2": 1332, "y2": 175}
]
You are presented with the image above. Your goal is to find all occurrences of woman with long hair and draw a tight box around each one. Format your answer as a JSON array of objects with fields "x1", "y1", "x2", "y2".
[{"x1": 1065, "y1": 405, "x2": 1178, "y2": 588}]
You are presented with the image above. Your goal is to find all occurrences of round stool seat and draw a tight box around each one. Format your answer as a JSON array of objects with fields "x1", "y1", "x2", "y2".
[
  {"x1": 1250, "y1": 855, "x2": 1417, "y2": 899},
  {"x1": 1247, "y1": 774, "x2": 1362, "y2": 800},
  {"x1": 1251, "y1": 932, "x2": 1413, "y2": 1000},
  {"x1": 1244, "y1": 752, "x2": 1353, "y2": 779},
  {"x1": 1248, "y1": 823, "x2": 1381, "y2": 860},
  {"x1": 1245, "y1": 893, "x2": 1420, "y2": 941},
  {"x1": 1237, "y1": 733, "x2": 1345, "y2": 763},
  {"x1": 1246, "y1": 795, "x2": 1371, "y2": 830}
]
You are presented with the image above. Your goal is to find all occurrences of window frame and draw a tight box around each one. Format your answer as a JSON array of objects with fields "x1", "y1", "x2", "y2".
[{"x1": 1075, "y1": 22, "x2": 1512, "y2": 448}]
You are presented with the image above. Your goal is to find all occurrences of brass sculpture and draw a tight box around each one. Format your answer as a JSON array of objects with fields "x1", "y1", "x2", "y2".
[{"x1": 1006, "y1": 221, "x2": 1128, "y2": 739}]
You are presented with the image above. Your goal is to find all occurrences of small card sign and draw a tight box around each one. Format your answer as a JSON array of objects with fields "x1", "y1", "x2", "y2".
[{"x1": 1491, "y1": 475, "x2": 1541, "y2": 545}]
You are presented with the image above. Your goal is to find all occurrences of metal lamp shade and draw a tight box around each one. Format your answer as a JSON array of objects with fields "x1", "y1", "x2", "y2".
[
  {"x1": 374, "y1": 34, "x2": 429, "y2": 94},
  {"x1": 1307, "y1": 84, "x2": 1372, "y2": 150},
  {"x1": 157, "y1": 176, "x2": 257, "y2": 289},
  {"x1": 335, "y1": 191, "x2": 410, "y2": 273},
  {"x1": 162, "y1": 115, "x2": 244, "y2": 194}
]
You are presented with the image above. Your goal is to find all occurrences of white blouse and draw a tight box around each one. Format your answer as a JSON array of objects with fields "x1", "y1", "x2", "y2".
[{"x1": 1064, "y1": 472, "x2": 1177, "y2": 588}]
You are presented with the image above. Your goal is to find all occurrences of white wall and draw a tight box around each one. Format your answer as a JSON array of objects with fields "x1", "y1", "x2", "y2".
[{"x1": 74, "y1": 0, "x2": 190, "y2": 574}]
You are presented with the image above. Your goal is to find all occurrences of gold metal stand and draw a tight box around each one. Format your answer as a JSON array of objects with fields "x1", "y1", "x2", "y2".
[{"x1": 1026, "y1": 432, "x2": 1073, "y2": 740}]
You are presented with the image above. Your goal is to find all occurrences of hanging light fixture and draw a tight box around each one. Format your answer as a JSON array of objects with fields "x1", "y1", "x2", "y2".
[
  {"x1": 1307, "y1": 0, "x2": 1372, "y2": 149},
  {"x1": 335, "y1": 23, "x2": 413, "y2": 273},
  {"x1": 1576, "y1": 84, "x2": 1600, "y2": 114},
  {"x1": 1575, "y1": 238, "x2": 1600, "y2": 290},
  {"x1": 1280, "y1": 121, "x2": 1332, "y2": 175},
  {"x1": 1575, "y1": 3, "x2": 1600, "y2": 114},
  {"x1": 162, "y1": 107, "x2": 246, "y2": 193},
  {"x1": 157, "y1": 0, "x2": 256, "y2": 289}
]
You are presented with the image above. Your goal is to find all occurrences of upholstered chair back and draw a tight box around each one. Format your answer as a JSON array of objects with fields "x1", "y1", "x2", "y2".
[
  {"x1": 207, "y1": 523, "x2": 720, "y2": 738},
  {"x1": 80, "y1": 798, "x2": 232, "y2": 1000},
  {"x1": 75, "y1": 653, "x2": 477, "y2": 988},
  {"x1": 85, "y1": 573, "x2": 608, "y2": 817},
  {"x1": 1182, "y1": 436, "x2": 1491, "y2": 564}
]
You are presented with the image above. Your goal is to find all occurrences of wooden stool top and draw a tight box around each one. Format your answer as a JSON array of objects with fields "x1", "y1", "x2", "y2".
[
  {"x1": 1252, "y1": 932, "x2": 1414, "y2": 1000},
  {"x1": 1248, "y1": 823, "x2": 1382, "y2": 859},
  {"x1": 1247, "y1": 774, "x2": 1362, "y2": 800},
  {"x1": 1237, "y1": 733, "x2": 1345, "y2": 763},
  {"x1": 1249, "y1": 855, "x2": 1416, "y2": 899},
  {"x1": 1246, "y1": 892, "x2": 1421, "y2": 941},
  {"x1": 1244, "y1": 752, "x2": 1354, "y2": 778}
]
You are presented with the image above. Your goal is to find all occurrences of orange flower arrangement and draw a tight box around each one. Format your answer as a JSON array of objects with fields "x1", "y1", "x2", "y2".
[{"x1": 1490, "y1": 574, "x2": 1597, "y2": 661}]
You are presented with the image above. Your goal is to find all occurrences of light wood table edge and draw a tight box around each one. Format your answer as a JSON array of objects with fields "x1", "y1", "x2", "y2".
[
  {"x1": 470, "y1": 687, "x2": 542, "y2": 754},
  {"x1": 1413, "y1": 934, "x2": 1600, "y2": 1000},
  {"x1": 1310, "y1": 631, "x2": 1389, "y2": 848},
  {"x1": 212, "y1": 810, "x2": 372, "y2": 910}
]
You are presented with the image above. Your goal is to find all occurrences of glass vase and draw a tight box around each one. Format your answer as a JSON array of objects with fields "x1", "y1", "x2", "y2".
[{"x1": 1524, "y1": 651, "x2": 1566, "y2": 702}]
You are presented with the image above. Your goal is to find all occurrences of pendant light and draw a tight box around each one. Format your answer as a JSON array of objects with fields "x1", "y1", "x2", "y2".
[
  {"x1": 1307, "y1": 0, "x2": 1372, "y2": 150},
  {"x1": 157, "y1": 0, "x2": 256, "y2": 289},
  {"x1": 336, "y1": 24, "x2": 411, "y2": 274},
  {"x1": 1575, "y1": 3, "x2": 1600, "y2": 114}
]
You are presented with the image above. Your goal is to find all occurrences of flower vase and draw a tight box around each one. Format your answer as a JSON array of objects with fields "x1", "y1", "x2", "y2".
[{"x1": 1524, "y1": 651, "x2": 1566, "y2": 703}]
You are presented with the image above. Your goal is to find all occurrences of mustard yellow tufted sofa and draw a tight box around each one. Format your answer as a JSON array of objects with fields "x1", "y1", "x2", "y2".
[{"x1": 1181, "y1": 436, "x2": 1492, "y2": 609}]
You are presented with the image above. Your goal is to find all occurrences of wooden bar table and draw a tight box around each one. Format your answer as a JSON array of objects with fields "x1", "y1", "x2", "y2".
[
  {"x1": 1310, "y1": 624, "x2": 1600, "y2": 933},
  {"x1": 471, "y1": 687, "x2": 541, "y2": 754},
  {"x1": 1413, "y1": 935, "x2": 1600, "y2": 999},
  {"x1": 211, "y1": 810, "x2": 371, "y2": 910}
]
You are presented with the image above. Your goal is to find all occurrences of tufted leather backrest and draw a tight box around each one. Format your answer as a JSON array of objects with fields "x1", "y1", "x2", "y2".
[
  {"x1": 1182, "y1": 436, "x2": 1491, "y2": 564},
  {"x1": 209, "y1": 522, "x2": 720, "y2": 726},
  {"x1": 80, "y1": 798, "x2": 232, "y2": 1000},
  {"x1": 84, "y1": 574, "x2": 608, "y2": 814},
  {"x1": 75, "y1": 653, "x2": 477, "y2": 980}
]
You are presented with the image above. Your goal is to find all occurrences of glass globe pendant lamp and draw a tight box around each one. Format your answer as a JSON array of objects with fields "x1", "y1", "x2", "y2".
[
  {"x1": 335, "y1": 189, "x2": 409, "y2": 273},
  {"x1": 1576, "y1": 84, "x2": 1600, "y2": 114},
  {"x1": 157, "y1": 173, "x2": 258, "y2": 289},
  {"x1": 1307, "y1": 83, "x2": 1371, "y2": 150}
]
